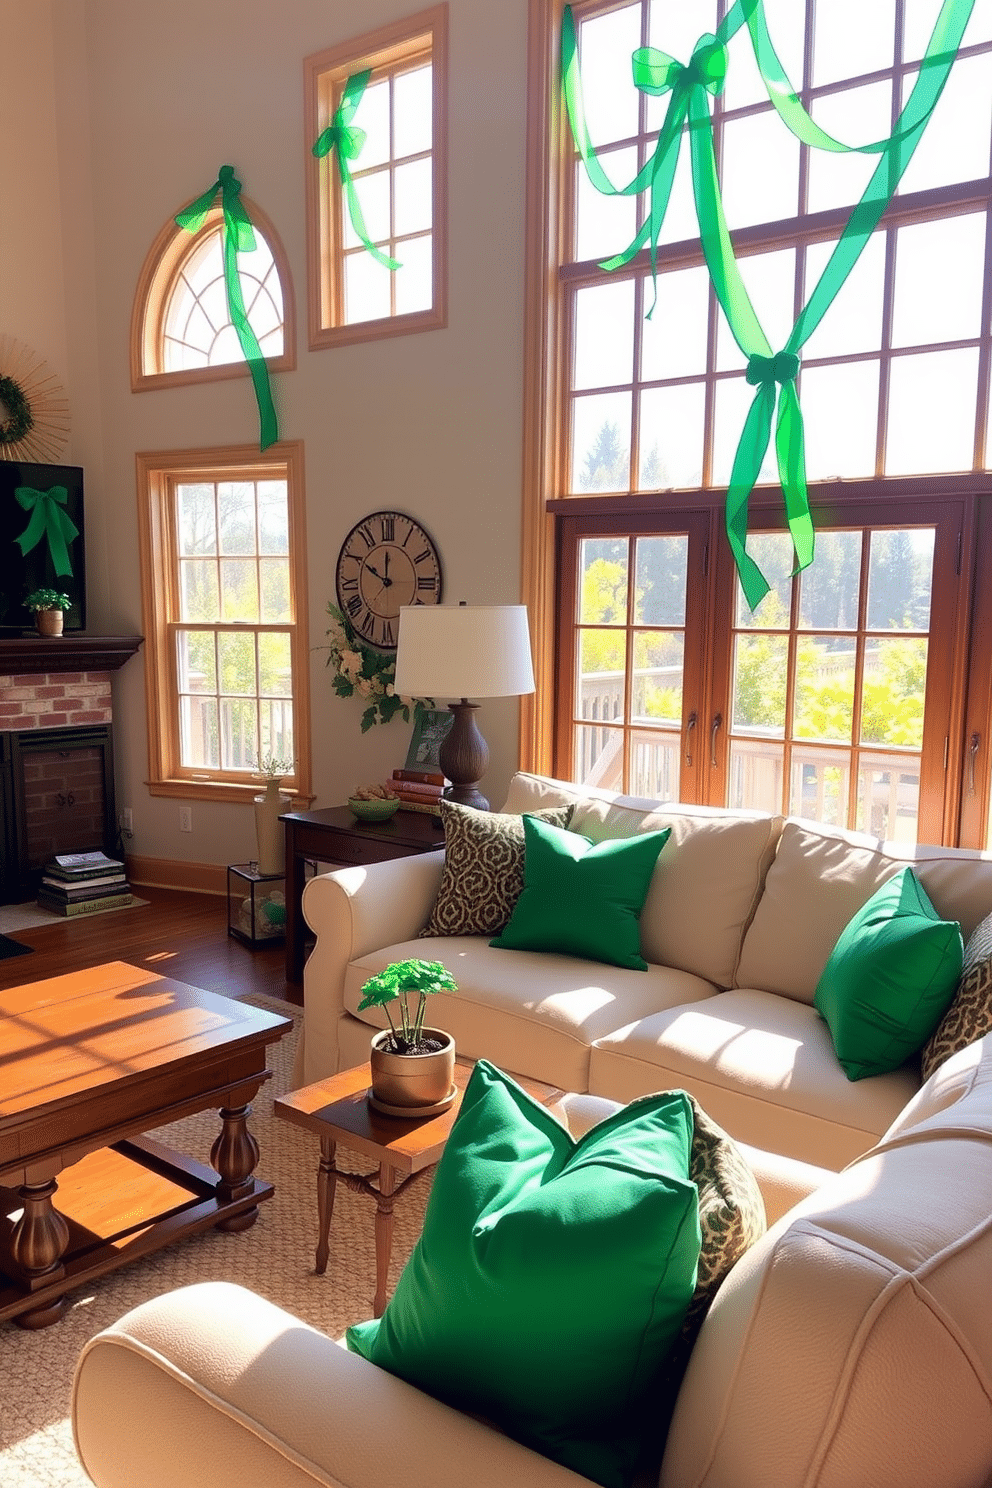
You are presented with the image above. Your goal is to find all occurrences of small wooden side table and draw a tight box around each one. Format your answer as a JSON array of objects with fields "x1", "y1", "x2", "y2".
[
  {"x1": 279, "y1": 806, "x2": 444, "y2": 983},
  {"x1": 274, "y1": 1059, "x2": 562, "y2": 1318}
]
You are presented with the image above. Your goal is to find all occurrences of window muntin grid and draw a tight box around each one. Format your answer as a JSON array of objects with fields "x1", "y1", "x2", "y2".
[
  {"x1": 170, "y1": 475, "x2": 295, "y2": 780},
  {"x1": 561, "y1": 1, "x2": 992, "y2": 498},
  {"x1": 305, "y1": 8, "x2": 447, "y2": 346},
  {"x1": 163, "y1": 225, "x2": 285, "y2": 372}
]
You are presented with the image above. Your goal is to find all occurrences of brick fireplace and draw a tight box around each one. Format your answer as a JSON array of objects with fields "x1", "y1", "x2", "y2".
[{"x1": 0, "y1": 635, "x2": 142, "y2": 903}]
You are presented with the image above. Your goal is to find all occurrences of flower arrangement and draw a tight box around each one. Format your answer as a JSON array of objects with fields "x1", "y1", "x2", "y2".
[
  {"x1": 357, "y1": 958, "x2": 458, "y2": 1054},
  {"x1": 325, "y1": 602, "x2": 433, "y2": 732},
  {"x1": 251, "y1": 753, "x2": 295, "y2": 780},
  {"x1": 24, "y1": 588, "x2": 72, "y2": 612}
]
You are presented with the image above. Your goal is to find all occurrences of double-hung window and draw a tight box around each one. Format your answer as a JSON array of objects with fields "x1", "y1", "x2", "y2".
[{"x1": 137, "y1": 443, "x2": 310, "y2": 802}]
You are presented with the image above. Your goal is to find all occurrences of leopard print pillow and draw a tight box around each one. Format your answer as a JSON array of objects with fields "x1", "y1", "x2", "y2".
[
  {"x1": 920, "y1": 910, "x2": 992, "y2": 1081},
  {"x1": 420, "y1": 800, "x2": 575, "y2": 938}
]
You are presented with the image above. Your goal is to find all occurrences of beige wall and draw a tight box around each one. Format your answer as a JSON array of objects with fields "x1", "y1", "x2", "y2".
[{"x1": 3, "y1": 0, "x2": 532, "y2": 869}]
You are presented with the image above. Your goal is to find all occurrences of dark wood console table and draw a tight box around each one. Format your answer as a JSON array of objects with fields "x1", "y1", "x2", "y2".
[{"x1": 279, "y1": 806, "x2": 444, "y2": 983}]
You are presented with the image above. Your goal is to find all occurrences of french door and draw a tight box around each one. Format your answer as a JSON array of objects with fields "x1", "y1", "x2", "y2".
[{"x1": 556, "y1": 495, "x2": 966, "y2": 844}]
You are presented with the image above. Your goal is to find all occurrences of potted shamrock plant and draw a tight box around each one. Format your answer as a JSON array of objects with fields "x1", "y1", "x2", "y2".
[
  {"x1": 24, "y1": 588, "x2": 72, "y2": 637},
  {"x1": 358, "y1": 958, "x2": 458, "y2": 1116}
]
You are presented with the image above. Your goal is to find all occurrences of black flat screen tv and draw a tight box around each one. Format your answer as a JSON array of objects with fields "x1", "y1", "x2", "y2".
[{"x1": 0, "y1": 460, "x2": 85, "y2": 634}]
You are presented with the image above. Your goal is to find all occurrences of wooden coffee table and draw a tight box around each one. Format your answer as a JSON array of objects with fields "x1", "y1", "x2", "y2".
[
  {"x1": 0, "y1": 960, "x2": 292, "y2": 1328},
  {"x1": 275, "y1": 1059, "x2": 562, "y2": 1318}
]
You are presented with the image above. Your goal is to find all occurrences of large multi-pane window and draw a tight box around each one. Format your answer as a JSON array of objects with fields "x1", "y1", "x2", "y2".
[
  {"x1": 137, "y1": 445, "x2": 310, "y2": 803},
  {"x1": 304, "y1": 5, "x2": 448, "y2": 348},
  {"x1": 529, "y1": 0, "x2": 992, "y2": 846}
]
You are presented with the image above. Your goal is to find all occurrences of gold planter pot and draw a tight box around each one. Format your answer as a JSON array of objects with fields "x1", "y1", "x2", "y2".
[{"x1": 369, "y1": 1027, "x2": 456, "y2": 1116}]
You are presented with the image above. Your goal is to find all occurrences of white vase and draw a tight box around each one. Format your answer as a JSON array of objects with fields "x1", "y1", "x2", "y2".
[{"x1": 254, "y1": 778, "x2": 291, "y2": 876}]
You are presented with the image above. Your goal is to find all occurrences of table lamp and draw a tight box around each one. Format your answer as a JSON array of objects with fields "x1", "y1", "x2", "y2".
[{"x1": 393, "y1": 604, "x2": 536, "y2": 810}]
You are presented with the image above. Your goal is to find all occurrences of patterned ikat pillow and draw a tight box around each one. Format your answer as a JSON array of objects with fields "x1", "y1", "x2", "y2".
[
  {"x1": 920, "y1": 910, "x2": 992, "y2": 1081},
  {"x1": 420, "y1": 800, "x2": 575, "y2": 939}
]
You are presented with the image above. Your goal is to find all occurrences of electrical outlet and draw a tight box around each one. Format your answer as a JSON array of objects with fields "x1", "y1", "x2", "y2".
[
  {"x1": 179, "y1": 806, "x2": 192, "y2": 833},
  {"x1": 122, "y1": 808, "x2": 133, "y2": 833}
]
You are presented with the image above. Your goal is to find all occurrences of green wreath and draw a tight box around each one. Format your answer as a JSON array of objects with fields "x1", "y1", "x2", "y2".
[{"x1": 0, "y1": 374, "x2": 34, "y2": 446}]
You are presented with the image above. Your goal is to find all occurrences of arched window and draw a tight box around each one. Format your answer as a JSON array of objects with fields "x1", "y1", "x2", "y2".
[{"x1": 131, "y1": 200, "x2": 295, "y2": 390}]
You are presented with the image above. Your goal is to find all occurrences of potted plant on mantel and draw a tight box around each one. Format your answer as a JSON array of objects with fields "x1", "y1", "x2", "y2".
[
  {"x1": 358, "y1": 958, "x2": 458, "y2": 1117},
  {"x1": 24, "y1": 588, "x2": 72, "y2": 637}
]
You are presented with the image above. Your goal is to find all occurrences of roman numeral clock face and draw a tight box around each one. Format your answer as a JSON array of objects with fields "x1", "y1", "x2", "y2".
[{"x1": 335, "y1": 511, "x2": 443, "y2": 651}]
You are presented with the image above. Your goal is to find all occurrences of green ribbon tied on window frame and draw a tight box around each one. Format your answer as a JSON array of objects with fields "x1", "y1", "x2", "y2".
[
  {"x1": 312, "y1": 69, "x2": 402, "y2": 272},
  {"x1": 13, "y1": 485, "x2": 78, "y2": 579},
  {"x1": 175, "y1": 165, "x2": 278, "y2": 452},
  {"x1": 561, "y1": 0, "x2": 975, "y2": 610}
]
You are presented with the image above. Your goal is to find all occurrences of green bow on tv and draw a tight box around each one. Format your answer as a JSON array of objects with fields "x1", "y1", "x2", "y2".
[{"x1": 14, "y1": 485, "x2": 78, "y2": 578}]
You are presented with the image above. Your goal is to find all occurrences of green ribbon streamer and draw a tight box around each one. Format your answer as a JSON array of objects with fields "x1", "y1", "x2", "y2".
[
  {"x1": 175, "y1": 165, "x2": 278, "y2": 451},
  {"x1": 561, "y1": 2, "x2": 758, "y2": 314},
  {"x1": 13, "y1": 485, "x2": 79, "y2": 578},
  {"x1": 561, "y1": 0, "x2": 974, "y2": 609},
  {"x1": 312, "y1": 70, "x2": 402, "y2": 272},
  {"x1": 703, "y1": 0, "x2": 974, "y2": 608}
]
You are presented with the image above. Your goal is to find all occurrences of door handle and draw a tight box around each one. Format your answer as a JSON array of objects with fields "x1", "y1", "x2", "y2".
[
  {"x1": 711, "y1": 713, "x2": 722, "y2": 768},
  {"x1": 969, "y1": 732, "x2": 980, "y2": 795},
  {"x1": 684, "y1": 711, "x2": 697, "y2": 766}
]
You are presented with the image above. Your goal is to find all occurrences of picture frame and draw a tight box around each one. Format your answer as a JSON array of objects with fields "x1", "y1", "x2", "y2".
[{"x1": 404, "y1": 708, "x2": 453, "y2": 773}]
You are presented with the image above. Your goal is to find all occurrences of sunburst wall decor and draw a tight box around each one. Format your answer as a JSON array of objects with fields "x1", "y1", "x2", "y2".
[{"x1": 0, "y1": 335, "x2": 70, "y2": 463}]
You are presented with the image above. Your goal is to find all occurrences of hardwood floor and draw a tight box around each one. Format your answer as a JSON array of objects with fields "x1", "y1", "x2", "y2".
[{"x1": 0, "y1": 886, "x2": 302, "y2": 1004}]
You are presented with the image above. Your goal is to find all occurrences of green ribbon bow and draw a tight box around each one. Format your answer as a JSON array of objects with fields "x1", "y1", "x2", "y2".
[
  {"x1": 312, "y1": 70, "x2": 401, "y2": 272},
  {"x1": 175, "y1": 165, "x2": 278, "y2": 451},
  {"x1": 562, "y1": 2, "x2": 756, "y2": 316},
  {"x1": 14, "y1": 485, "x2": 79, "y2": 578},
  {"x1": 562, "y1": 0, "x2": 974, "y2": 610}
]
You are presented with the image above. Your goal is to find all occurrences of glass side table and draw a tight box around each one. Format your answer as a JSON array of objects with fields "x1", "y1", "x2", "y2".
[{"x1": 227, "y1": 862, "x2": 287, "y2": 947}]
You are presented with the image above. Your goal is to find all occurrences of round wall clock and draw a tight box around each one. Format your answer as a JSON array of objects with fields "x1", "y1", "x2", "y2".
[{"x1": 335, "y1": 510, "x2": 443, "y2": 651}]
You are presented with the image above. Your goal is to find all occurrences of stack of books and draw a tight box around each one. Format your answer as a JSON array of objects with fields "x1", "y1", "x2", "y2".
[
  {"x1": 37, "y1": 851, "x2": 134, "y2": 916},
  {"x1": 388, "y1": 769, "x2": 446, "y2": 815}
]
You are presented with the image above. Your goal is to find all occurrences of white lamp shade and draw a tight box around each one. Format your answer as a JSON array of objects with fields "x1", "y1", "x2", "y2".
[{"x1": 394, "y1": 605, "x2": 536, "y2": 700}]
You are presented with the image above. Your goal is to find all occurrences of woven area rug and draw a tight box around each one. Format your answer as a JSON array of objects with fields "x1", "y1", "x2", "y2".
[{"x1": 0, "y1": 996, "x2": 431, "y2": 1487}]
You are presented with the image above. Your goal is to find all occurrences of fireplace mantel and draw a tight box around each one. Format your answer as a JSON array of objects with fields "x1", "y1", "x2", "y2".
[{"x1": 0, "y1": 634, "x2": 143, "y2": 675}]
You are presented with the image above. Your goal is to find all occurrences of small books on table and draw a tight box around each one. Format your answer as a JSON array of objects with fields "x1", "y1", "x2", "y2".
[{"x1": 388, "y1": 769, "x2": 445, "y2": 813}]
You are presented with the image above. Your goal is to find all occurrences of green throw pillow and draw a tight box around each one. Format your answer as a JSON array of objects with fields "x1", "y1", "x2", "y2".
[
  {"x1": 347, "y1": 1061, "x2": 700, "y2": 1488},
  {"x1": 813, "y1": 868, "x2": 963, "y2": 1082},
  {"x1": 488, "y1": 814, "x2": 671, "y2": 970}
]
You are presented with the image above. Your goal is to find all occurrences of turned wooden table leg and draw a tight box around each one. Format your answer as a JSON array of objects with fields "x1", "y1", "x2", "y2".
[
  {"x1": 373, "y1": 1163, "x2": 398, "y2": 1318},
  {"x1": 211, "y1": 1103, "x2": 261, "y2": 1231},
  {"x1": 315, "y1": 1135, "x2": 337, "y2": 1275},
  {"x1": 9, "y1": 1177, "x2": 71, "y2": 1328}
]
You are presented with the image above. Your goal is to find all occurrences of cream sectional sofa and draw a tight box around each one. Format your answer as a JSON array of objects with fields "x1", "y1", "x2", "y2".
[
  {"x1": 73, "y1": 1034, "x2": 992, "y2": 1488},
  {"x1": 294, "y1": 770, "x2": 992, "y2": 1169}
]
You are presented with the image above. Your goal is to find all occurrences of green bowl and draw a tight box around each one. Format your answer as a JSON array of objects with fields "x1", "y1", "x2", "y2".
[{"x1": 348, "y1": 796, "x2": 401, "y2": 821}]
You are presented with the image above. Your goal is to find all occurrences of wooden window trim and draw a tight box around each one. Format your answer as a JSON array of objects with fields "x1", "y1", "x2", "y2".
[
  {"x1": 523, "y1": 0, "x2": 992, "y2": 835},
  {"x1": 304, "y1": 4, "x2": 448, "y2": 351},
  {"x1": 130, "y1": 200, "x2": 296, "y2": 393},
  {"x1": 136, "y1": 441, "x2": 312, "y2": 805},
  {"x1": 958, "y1": 490, "x2": 992, "y2": 848}
]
